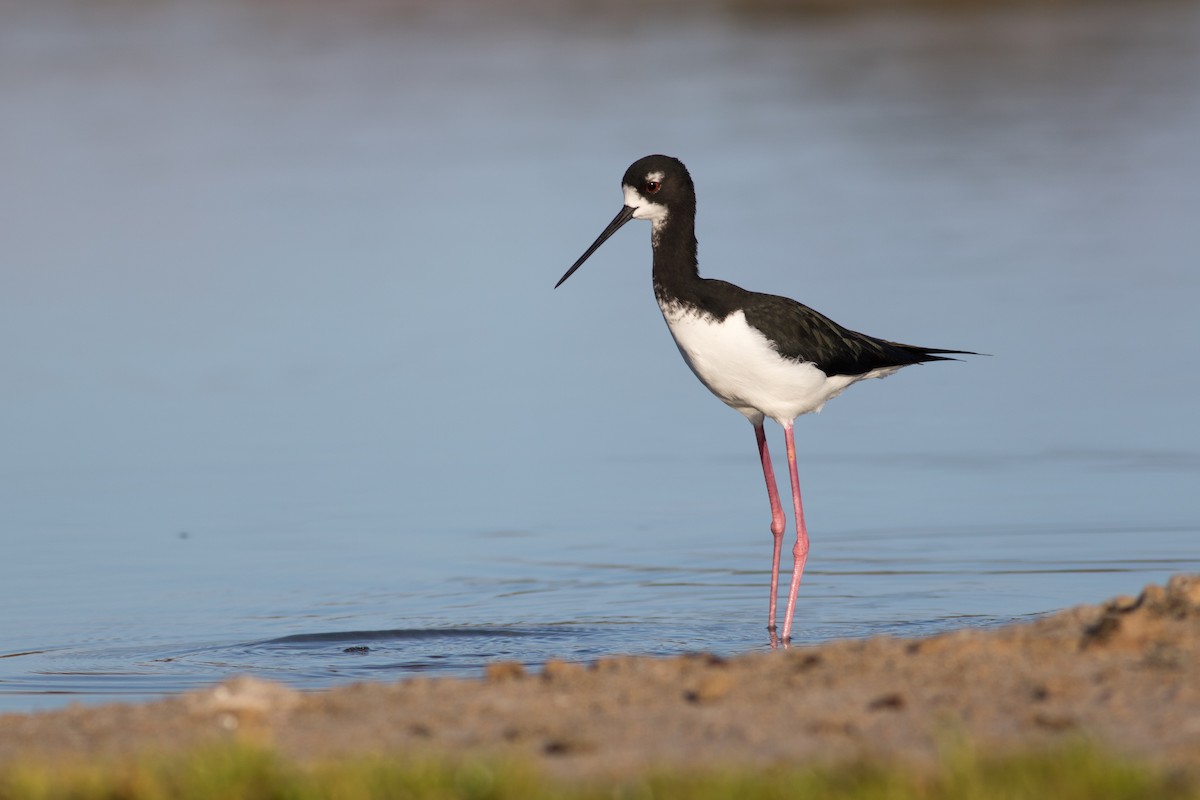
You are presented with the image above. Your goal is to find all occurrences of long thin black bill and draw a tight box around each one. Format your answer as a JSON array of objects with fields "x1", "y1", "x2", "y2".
[{"x1": 554, "y1": 205, "x2": 637, "y2": 289}]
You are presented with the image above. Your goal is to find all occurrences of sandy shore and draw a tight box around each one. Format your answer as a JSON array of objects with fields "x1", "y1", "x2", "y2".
[{"x1": 2, "y1": 576, "x2": 1198, "y2": 777}]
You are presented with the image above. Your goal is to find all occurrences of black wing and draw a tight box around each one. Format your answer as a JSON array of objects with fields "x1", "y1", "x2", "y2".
[{"x1": 738, "y1": 288, "x2": 975, "y2": 378}]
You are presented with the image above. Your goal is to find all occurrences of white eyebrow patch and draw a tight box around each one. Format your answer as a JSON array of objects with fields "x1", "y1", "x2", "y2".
[{"x1": 646, "y1": 170, "x2": 665, "y2": 182}]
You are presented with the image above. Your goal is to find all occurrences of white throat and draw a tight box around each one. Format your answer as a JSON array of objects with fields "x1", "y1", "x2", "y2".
[{"x1": 622, "y1": 184, "x2": 668, "y2": 228}]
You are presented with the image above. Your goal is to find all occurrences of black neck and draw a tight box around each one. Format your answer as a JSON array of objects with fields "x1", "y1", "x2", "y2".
[{"x1": 651, "y1": 214, "x2": 701, "y2": 305}]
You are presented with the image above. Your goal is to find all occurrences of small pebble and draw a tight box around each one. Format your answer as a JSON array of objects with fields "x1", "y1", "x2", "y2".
[
  {"x1": 485, "y1": 661, "x2": 527, "y2": 682},
  {"x1": 684, "y1": 673, "x2": 735, "y2": 704},
  {"x1": 542, "y1": 658, "x2": 585, "y2": 682}
]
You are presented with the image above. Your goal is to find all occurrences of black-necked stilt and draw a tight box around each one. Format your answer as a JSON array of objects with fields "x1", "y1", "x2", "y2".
[{"x1": 555, "y1": 155, "x2": 975, "y2": 644}]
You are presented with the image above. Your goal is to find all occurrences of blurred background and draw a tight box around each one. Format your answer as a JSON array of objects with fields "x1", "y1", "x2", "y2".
[{"x1": 2, "y1": 0, "x2": 1198, "y2": 710}]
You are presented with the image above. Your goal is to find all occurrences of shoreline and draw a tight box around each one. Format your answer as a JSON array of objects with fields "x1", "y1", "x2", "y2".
[{"x1": 2, "y1": 576, "x2": 1198, "y2": 778}]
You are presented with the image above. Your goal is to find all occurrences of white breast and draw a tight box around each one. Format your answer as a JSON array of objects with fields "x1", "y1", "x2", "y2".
[{"x1": 659, "y1": 302, "x2": 896, "y2": 425}]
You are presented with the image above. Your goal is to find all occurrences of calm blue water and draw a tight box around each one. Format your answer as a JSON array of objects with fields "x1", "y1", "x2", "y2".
[{"x1": 2, "y1": 0, "x2": 1198, "y2": 712}]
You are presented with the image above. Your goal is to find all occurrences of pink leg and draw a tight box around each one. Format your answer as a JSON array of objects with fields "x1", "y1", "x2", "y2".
[
  {"x1": 754, "y1": 422, "x2": 786, "y2": 632},
  {"x1": 780, "y1": 421, "x2": 810, "y2": 643}
]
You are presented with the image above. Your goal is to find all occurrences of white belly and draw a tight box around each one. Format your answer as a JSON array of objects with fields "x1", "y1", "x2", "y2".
[{"x1": 659, "y1": 303, "x2": 896, "y2": 425}]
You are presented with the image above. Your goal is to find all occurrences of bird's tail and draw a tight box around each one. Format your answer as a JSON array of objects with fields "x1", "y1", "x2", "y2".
[{"x1": 896, "y1": 344, "x2": 982, "y2": 363}]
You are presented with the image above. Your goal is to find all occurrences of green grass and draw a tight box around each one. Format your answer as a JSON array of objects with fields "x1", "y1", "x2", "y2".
[{"x1": 0, "y1": 742, "x2": 1194, "y2": 800}]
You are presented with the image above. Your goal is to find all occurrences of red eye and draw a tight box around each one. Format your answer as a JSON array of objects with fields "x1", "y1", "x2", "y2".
[{"x1": 645, "y1": 180, "x2": 661, "y2": 194}]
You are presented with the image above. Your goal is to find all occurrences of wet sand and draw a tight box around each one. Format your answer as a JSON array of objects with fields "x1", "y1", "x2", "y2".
[{"x1": 2, "y1": 576, "x2": 1198, "y2": 777}]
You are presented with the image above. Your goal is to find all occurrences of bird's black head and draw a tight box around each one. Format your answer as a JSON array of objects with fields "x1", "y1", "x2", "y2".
[
  {"x1": 620, "y1": 154, "x2": 696, "y2": 224},
  {"x1": 555, "y1": 154, "x2": 695, "y2": 289}
]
